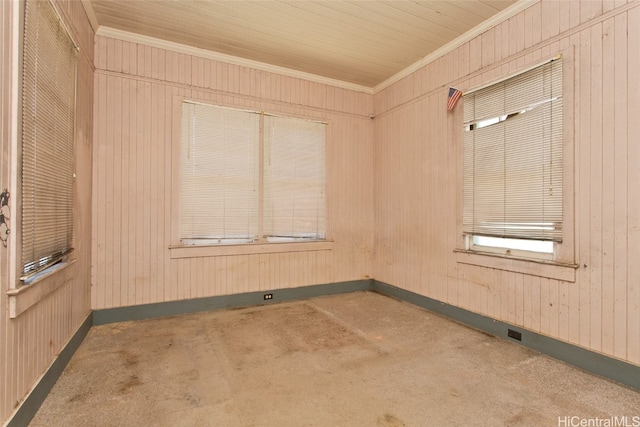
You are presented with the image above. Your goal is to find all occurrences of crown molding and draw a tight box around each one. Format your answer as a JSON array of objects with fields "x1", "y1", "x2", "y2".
[
  {"x1": 80, "y1": 0, "x2": 99, "y2": 32},
  {"x1": 373, "y1": 0, "x2": 538, "y2": 94},
  {"x1": 95, "y1": 26, "x2": 373, "y2": 95},
  {"x1": 92, "y1": 0, "x2": 535, "y2": 96}
]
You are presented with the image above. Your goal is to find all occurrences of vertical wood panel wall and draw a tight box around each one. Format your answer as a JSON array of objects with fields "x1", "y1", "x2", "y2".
[
  {"x1": 373, "y1": 0, "x2": 640, "y2": 366},
  {"x1": 0, "y1": 1, "x2": 94, "y2": 424},
  {"x1": 91, "y1": 36, "x2": 374, "y2": 309}
]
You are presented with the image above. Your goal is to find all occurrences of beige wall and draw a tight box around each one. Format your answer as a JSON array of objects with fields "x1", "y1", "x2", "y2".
[
  {"x1": 91, "y1": 36, "x2": 374, "y2": 309},
  {"x1": 373, "y1": 0, "x2": 640, "y2": 366},
  {"x1": 0, "y1": 0, "x2": 94, "y2": 424}
]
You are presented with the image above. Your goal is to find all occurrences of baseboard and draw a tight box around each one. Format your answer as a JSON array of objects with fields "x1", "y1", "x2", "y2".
[
  {"x1": 372, "y1": 280, "x2": 640, "y2": 391},
  {"x1": 6, "y1": 312, "x2": 93, "y2": 427},
  {"x1": 93, "y1": 279, "x2": 374, "y2": 325}
]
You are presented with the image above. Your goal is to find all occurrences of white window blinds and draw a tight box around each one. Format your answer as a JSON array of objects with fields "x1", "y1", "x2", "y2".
[
  {"x1": 264, "y1": 116, "x2": 326, "y2": 241},
  {"x1": 21, "y1": 0, "x2": 77, "y2": 278},
  {"x1": 463, "y1": 59, "x2": 563, "y2": 242},
  {"x1": 179, "y1": 102, "x2": 326, "y2": 245},
  {"x1": 180, "y1": 102, "x2": 260, "y2": 243}
]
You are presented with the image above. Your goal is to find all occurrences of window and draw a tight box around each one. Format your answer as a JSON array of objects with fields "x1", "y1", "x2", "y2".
[
  {"x1": 462, "y1": 58, "x2": 562, "y2": 259},
  {"x1": 21, "y1": 0, "x2": 77, "y2": 280},
  {"x1": 180, "y1": 102, "x2": 326, "y2": 245}
]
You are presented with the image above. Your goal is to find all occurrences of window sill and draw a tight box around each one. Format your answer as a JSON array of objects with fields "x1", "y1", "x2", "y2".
[
  {"x1": 169, "y1": 240, "x2": 333, "y2": 259},
  {"x1": 7, "y1": 259, "x2": 77, "y2": 318},
  {"x1": 454, "y1": 249, "x2": 578, "y2": 282}
]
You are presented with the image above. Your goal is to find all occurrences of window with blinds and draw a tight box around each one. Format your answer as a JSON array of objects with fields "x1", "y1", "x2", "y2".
[
  {"x1": 180, "y1": 101, "x2": 326, "y2": 245},
  {"x1": 463, "y1": 59, "x2": 563, "y2": 254},
  {"x1": 21, "y1": 0, "x2": 77, "y2": 279},
  {"x1": 264, "y1": 116, "x2": 326, "y2": 241}
]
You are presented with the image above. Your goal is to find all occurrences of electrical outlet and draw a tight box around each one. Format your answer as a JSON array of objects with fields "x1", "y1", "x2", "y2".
[
  {"x1": 507, "y1": 329, "x2": 522, "y2": 341},
  {"x1": 263, "y1": 293, "x2": 273, "y2": 300}
]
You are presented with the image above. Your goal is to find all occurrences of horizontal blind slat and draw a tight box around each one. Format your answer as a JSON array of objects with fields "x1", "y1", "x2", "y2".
[
  {"x1": 21, "y1": 0, "x2": 76, "y2": 274},
  {"x1": 462, "y1": 60, "x2": 563, "y2": 242},
  {"x1": 180, "y1": 103, "x2": 259, "y2": 240}
]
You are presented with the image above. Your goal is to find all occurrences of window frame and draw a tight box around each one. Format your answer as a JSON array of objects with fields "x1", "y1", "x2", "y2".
[
  {"x1": 455, "y1": 50, "x2": 577, "y2": 281},
  {"x1": 170, "y1": 96, "x2": 332, "y2": 258},
  {"x1": 17, "y1": 0, "x2": 78, "y2": 286},
  {"x1": 7, "y1": 0, "x2": 80, "y2": 317}
]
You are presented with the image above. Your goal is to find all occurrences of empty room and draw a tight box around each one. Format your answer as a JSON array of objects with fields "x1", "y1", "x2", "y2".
[{"x1": 1, "y1": 0, "x2": 639, "y2": 425}]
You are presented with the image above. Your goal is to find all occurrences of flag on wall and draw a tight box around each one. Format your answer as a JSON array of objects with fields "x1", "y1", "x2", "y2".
[{"x1": 447, "y1": 87, "x2": 463, "y2": 111}]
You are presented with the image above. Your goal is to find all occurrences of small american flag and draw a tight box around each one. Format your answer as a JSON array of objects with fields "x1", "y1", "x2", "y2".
[{"x1": 447, "y1": 87, "x2": 463, "y2": 111}]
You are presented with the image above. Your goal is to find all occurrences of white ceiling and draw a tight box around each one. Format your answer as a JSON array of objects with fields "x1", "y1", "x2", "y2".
[{"x1": 85, "y1": 0, "x2": 520, "y2": 89}]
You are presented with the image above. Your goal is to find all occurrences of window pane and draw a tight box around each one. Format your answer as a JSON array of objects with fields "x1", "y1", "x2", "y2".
[
  {"x1": 21, "y1": 0, "x2": 76, "y2": 277},
  {"x1": 263, "y1": 116, "x2": 326, "y2": 240},
  {"x1": 180, "y1": 103, "x2": 259, "y2": 242},
  {"x1": 462, "y1": 59, "x2": 563, "y2": 243},
  {"x1": 473, "y1": 236, "x2": 553, "y2": 253}
]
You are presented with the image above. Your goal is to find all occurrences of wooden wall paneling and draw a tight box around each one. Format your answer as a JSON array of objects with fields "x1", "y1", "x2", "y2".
[
  {"x1": 600, "y1": 16, "x2": 616, "y2": 356},
  {"x1": 550, "y1": 278, "x2": 561, "y2": 338},
  {"x1": 557, "y1": 0, "x2": 570, "y2": 35},
  {"x1": 416, "y1": 99, "x2": 428, "y2": 297},
  {"x1": 114, "y1": 39, "x2": 123, "y2": 73},
  {"x1": 547, "y1": 0, "x2": 561, "y2": 40},
  {"x1": 576, "y1": 26, "x2": 591, "y2": 349},
  {"x1": 133, "y1": 78, "x2": 144, "y2": 304},
  {"x1": 175, "y1": 258, "x2": 185, "y2": 300},
  {"x1": 94, "y1": 72, "x2": 107, "y2": 308},
  {"x1": 505, "y1": 271, "x2": 515, "y2": 324},
  {"x1": 567, "y1": 0, "x2": 581, "y2": 31},
  {"x1": 507, "y1": 15, "x2": 517, "y2": 57},
  {"x1": 95, "y1": 33, "x2": 107, "y2": 70},
  {"x1": 105, "y1": 37, "x2": 115, "y2": 72},
  {"x1": 289, "y1": 252, "x2": 301, "y2": 290},
  {"x1": 589, "y1": 22, "x2": 604, "y2": 352},
  {"x1": 587, "y1": 0, "x2": 605, "y2": 24},
  {"x1": 105, "y1": 74, "x2": 116, "y2": 307},
  {"x1": 112, "y1": 75, "x2": 123, "y2": 307},
  {"x1": 523, "y1": 5, "x2": 533, "y2": 50},
  {"x1": 528, "y1": 2, "x2": 542, "y2": 47},
  {"x1": 120, "y1": 40, "x2": 130, "y2": 75},
  {"x1": 258, "y1": 253, "x2": 268, "y2": 291},
  {"x1": 522, "y1": 274, "x2": 533, "y2": 330},
  {"x1": 127, "y1": 80, "x2": 140, "y2": 305},
  {"x1": 514, "y1": 272, "x2": 524, "y2": 327},
  {"x1": 566, "y1": 32, "x2": 581, "y2": 347},
  {"x1": 0, "y1": 0, "x2": 9, "y2": 413},
  {"x1": 558, "y1": 281, "x2": 570, "y2": 342},
  {"x1": 150, "y1": 83, "x2": 161, "y2": 302},
  {"x1": 143, "y1": 81, "x2": 153, "y2": 303},
  {"x1": 539, "y1": 276, "x2": 552, "y2": 335},
  {"x1": 92, "y1": 37, "x2": 374, "y2": 309},
  {"x1": 413, "y1": 97, "x2": 424, "y2": 293},
  {"x1": 1, "y1": 0, "x2": 94, "y2": 422},
  {"x1": 626, "y1": 4, "x2": 640, "y2": 365},
  {"x1": 162, "y1": 87, "x2": 173, "y2": 302},
  {"x1": 514, "y1": 6, "x2": 525, "y2": 53},
  {"x1": 612, "y1": 11, "x2": 628, "y2": 360},
  {"x1": 480, "y1": 28, "x2": 494, "y2": 70},
  {"x1": 603, "y1": 0, "x2": 618, "y2": 14},
  {"x1": 193, "y1": 257, "x2": 202, "y2": 298},
  {"x1": 372, "y1": 0, "x2": 640, "y2": 366}
]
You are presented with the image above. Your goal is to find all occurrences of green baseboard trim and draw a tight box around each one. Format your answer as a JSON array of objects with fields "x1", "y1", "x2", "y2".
[
  {"x1": 7, "y1": 312, "x2": 93, "y2": 427},
  {"x1": 93, "y1": 279, "x2": 374, "y2": 325},
  {"x1": 372, "y1": 280, "x2": 640, "y2": 391}
]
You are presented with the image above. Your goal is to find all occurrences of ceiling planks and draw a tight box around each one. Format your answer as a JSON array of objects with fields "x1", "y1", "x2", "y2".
[{"x1": 88, "y1": 0, "x2": 518, "y2": 87}]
